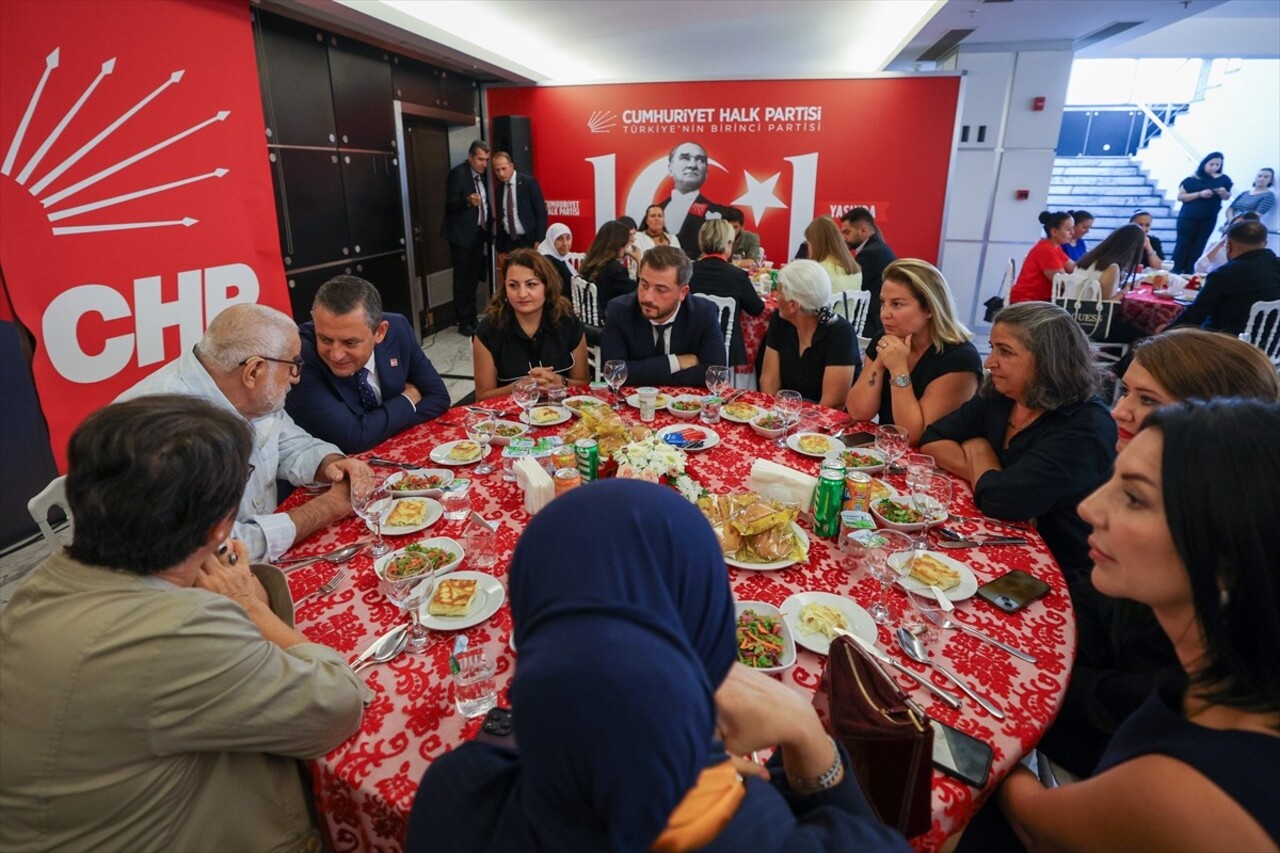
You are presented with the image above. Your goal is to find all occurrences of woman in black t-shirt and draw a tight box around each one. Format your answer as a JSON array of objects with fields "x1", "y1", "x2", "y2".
[
  {"x1": 845, "y1": 259, "x2": 981, "y2": 443},
  {"x1": 578, "y1": 221, "x2": 640, "y2": 318},
  {"x1": 473, "y1": 249, "x2": 589, "y2": 401},
  {"x1": 1172, "y1": 151, "x2": 1232, "y2": 273},
  {"x1": 759, "y1": 260, "x2": 860, "y2": 407}
]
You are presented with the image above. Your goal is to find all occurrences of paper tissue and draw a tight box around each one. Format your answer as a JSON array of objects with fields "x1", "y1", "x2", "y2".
[
  {"x1": 514, "y1": 456, "x2": 554, "y2": 514},
  {"x1": 747, "y1": 459, "x2": 819, "y2": 512}
]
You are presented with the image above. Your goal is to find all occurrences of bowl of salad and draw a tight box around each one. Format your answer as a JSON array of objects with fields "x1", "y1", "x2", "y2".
[
  {"x1": 825, "y1": 447, "x2": 886, "y2": 475},
  {"x1": 373, "y1": 537, "x2": 464, "y2": 583},
  {"x1": 734, "y1": 601, "x2": 796, "y2": 673},
  {"x1": 749, "y1": 411, "x2": 789, "y2": 440},
  {"x1": 666, "y1": 395, "x2": 704, "y2": 419},
  {"x1": 385, "y1": 468, "x2": 453, "y2": 497},
  {"x1": 870, "y1": 497, "x2": 944, "y2": 532}
]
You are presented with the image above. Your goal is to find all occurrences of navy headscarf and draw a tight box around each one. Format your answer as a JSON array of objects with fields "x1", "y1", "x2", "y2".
[{"x1": 408, "y1": 479, "x2": 736, "y2": 852}]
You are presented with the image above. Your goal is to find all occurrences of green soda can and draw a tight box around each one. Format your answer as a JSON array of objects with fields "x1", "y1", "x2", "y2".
[
  {"x1": 812, "y1": 467, "x2": 846, "y2": 537},
  {"x1": 575, "y1": 438, "x2": 599, "y2": 482}
]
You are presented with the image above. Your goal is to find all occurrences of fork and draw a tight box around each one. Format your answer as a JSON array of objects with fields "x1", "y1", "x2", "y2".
[{"x1": 295, "y1": 568, "x2": 347, "y2": 604}]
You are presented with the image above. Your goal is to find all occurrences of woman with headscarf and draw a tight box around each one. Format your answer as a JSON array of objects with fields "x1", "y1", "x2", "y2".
[
  {"x1": 760, "y1": 259, "x2": 861, "y2": 407},
  {"x1": 537, "y1": 222, "x2": 575, "y2": 290},
  {"x1": 405, "y1": 480, "x2": 907, "y2": 853}
]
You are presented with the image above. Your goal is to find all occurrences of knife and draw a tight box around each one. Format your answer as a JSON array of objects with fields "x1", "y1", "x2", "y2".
[
  {"x1": 838, "y1": 630, "x2": 962, "y2": 709},
  {"x1": 841, "y1": 633, "x2": 926, "y2": 718},
  {"x1": 351, "y1": 624, "x2": 408, "y2": 667},
  {"x1": 937, "y1": 537, "x2": 1028, "y2": 549}
]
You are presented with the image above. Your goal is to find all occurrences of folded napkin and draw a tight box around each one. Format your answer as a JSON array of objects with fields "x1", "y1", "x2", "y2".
[
  {"x1": 514, "y1": 457, "x2": 554, "y2": 514},
  {"x1": 748, "y1": 459, "x2": 819, "y2": 513}
]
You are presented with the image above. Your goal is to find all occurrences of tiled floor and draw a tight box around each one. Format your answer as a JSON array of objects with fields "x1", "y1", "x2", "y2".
[{"x1": 0, "y1": 329, "x2": 477, "y2": 612}]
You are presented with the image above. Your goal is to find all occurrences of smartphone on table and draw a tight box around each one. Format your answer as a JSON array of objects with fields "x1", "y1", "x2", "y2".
[
  {"x1": 931, "y1": 719, "x2": 994, "y2": 787},
  {"x1": 976, "y1": 569, "x2": 1051, "y2": 613}
]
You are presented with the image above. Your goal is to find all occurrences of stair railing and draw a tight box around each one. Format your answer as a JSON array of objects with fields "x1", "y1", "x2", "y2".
[{"x1": 1135, "y1": 100, "x2": 1198, "y2": 165}]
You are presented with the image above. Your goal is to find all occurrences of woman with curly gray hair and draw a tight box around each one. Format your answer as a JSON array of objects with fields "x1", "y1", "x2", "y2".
[{"x1": 920, "y1": 302, "x2": 1117, "y2": 578}]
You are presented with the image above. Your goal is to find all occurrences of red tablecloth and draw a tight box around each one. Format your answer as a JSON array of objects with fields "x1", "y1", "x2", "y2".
[
  {"x1": 1120, "y1": 285, "x2": 1188, "y2": 335},
  {"x1": 740, "y1": 291, "x2": 777, "y2": 374},
  {"x1": 282, "y1": 393, "x2": 1075, "y2": 852}
]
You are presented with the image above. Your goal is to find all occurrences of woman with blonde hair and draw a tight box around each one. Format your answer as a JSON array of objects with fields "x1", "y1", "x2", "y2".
[
  {"x1": 688, "y1": 220, "x2": 764, "y2": 366},
  {"x1": 846, "y1": 259, "x2": 982, "y2": 443},
  {"x1": 804, "y1": 216, "x2": 862, "y2": 293}
]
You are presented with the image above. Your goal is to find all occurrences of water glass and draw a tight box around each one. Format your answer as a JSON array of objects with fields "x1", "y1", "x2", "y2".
[
  {"x1": 544, "y1": 384, "x2": 567, "y2": 408},
  {"x1": 512, "y1": 378, "x2": 540, "y2": 423},
  {"x1": 705, "y1": 364, "x2": 732, "y2": 398},
  {"x1": 902, "y1": 591, "x2": 944, "y2": 648},
  {"x1": 773, "y1": 389, "x2": 802, "y2": 447},
  {"x1": 351, "y1": 475, "x2": 391, "y2": 557},
  {"x1": 453, "y1": 649, "x2": 498, "y2": 717},
  {"x1": 464, "y1": 520, "x2": 500, "y2": 569},
  {"x1": 440, "y1": 483, "x2": 471, "y2": 521},
  {"x1": 863, "y1": 529, "x2": 915, "y2": 624},
  {"x1": 603, "y1": 360, "x2": 628, "y2": 410},
  {"x1": 700, "y1": 396, "x2": 722, "y2": 425},
  {"x1": 382, "y1": 576, "x2": 432, "y2": 653},
  {"x1": 465, "y1": 414, "x2": 496, "y2": 475},
  {"x1": 875, "y1": 424, "x2": 909, "y2": 473}
]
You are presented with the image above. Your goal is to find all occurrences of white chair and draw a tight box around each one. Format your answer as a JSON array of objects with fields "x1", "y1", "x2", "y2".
[
  {"x1": 564, "y1": 252, "x2": 586, "y2": 274},
  {"x1": 827, "y1": 290, "x2": 872, "y2": 347},
  {"x1": 27, "y1": 475, "x2": 71, "y2": 552},
  {"x1": 1240, "y1": 298, "x2": 1280, "y2": 367},
  {"x1": 692, "y1": 292, "x2": 735, "y2": 368},
  {"x1": 570, "y1": 275, "x2": 603, "y2": 380},
  {"x1": 999, "y1": 257, "x2": 1016, "y2": 303}
]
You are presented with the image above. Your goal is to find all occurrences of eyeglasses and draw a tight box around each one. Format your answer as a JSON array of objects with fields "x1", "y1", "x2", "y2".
[{"x1": 240, "y1": 354, "x2": 304, "y2": 378}]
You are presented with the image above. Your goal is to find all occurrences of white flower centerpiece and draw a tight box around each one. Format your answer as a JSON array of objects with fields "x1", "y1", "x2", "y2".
[{"x1": 612, "y1": 435, "x2": 704, "y2": 502}]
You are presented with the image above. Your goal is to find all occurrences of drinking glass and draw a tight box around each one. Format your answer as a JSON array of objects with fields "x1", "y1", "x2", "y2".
[
  {"x1": 773, "y1": 389, "x2": 802, "y2": 448},
  {"x1": 603, "y1": 360, "x2": 628, "y2": 410},
  {"x1": 904, "y1": 453, "x2": 935, "y2": 491},
  {"x1": 875, "y1": 424, "x2": 909, "y2": 474},
  {"x1": 909, "y1": 474, "x2": 952, "y2": 555},
  {"x1": 453, "y1": 648, "x2": 498, "y2": 717},
  {"x1": 466, "y1": 413, "x2": 496, "y2": 475},
  {"x1": 902, "y1": 590, "x2": 944, "y2": 648},
  {"x1": 512, "y1": 377, "x2": 540, "y2": 424},
  {"x1": 382, "y1": 575, "x2": 433, "y2": 653},
  {"x1": 705, "y1": 364, "x2": 732, "y2": 398},
  {"x1": 351, "y1": 475, "x2": 391, "y2": 557},
  {"x1": 440, "y1": 482, "x2": 471, "y2": 521},
  {"x1": 862, "y1": 529, "x2": 915, "y2": 624}
]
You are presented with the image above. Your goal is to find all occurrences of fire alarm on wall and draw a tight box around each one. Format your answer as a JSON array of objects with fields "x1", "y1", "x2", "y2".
[
  {"x1": 1032, "y1": 96, "x2": 1046, "y2": 111},
  {"x1": 1016, "y1": 189, "x2": 1030, "y2": 200}
]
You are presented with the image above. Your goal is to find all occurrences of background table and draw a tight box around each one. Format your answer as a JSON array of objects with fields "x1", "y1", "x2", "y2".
[
  {"x1": 282, "y1": 393, "x2": 1076, "y2": 852},
  {"x1": 739, "y1": 291, "x2": 777, "y2": 377},
  {"x1": 1120, "y1": 285, "x2": 1190, "y2": 335}
]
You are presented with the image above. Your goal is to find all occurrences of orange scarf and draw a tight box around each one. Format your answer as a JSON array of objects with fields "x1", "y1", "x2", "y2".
[{"x1": 650, "y1": 760, "x2": 746, "y2": 852}]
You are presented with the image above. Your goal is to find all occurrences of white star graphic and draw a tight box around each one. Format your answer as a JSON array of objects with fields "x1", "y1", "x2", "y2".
[{"x1": 732, "y1": 171, "x2": 787, "y2": 225}]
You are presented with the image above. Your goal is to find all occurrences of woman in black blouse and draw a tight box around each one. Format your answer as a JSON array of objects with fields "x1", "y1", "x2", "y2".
[
  {"x1": 688, "y1": 220, "x2": 765, "y2": 366},
  {"x1": 845, "y1": 259, "x2": 981, "y2": 443},
  {"x1": 473, "y1": 249, "x2": 589, "y2": 401},
  {"x1": 920, "y1": 302, "x2": 1116, "y2": 578},
  {"x1": 578, "y1": 220, "x2": 639, "y2": 318},
  {"x1": 759, "y1": 260, "x2": 860, "y2": 408},
  {"x1": 1172, "y1": 151, "x2": 1232, "y2": 273}
]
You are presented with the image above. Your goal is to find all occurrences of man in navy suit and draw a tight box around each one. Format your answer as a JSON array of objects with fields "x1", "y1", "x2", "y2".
[
  {"x1": 441, "y1": 140, "x2": 492, "y2": 337},
  {"x1": 491, "y1": 151, "x2": 547, "y2": 255},
  {"x1": 658, "y1": 141, "x2": 719, "y2": 253},
  {"x1": 601, "y1": 246, "x2": 726, "y2": 387},
  {"x1": 287, "y1": 276, "x2": 450, "y2": 453}
]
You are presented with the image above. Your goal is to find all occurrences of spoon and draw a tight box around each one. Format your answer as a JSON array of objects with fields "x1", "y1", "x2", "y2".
[
  {"x1": 352, "y1": 629, "x2": 409, "y2": 673},
  {"x1": 278, "y1": 542, "x2": 368, "y2": 572},
  {"x1": 895, "y1": 627, "x2": 1005, "y2": 719}
]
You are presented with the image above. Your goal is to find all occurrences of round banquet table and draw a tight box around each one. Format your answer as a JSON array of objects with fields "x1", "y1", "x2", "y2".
[
  {"x1": 1120, "y1": 285, "x2": 1190, "y2": 335},
  {"x1": 281, "y1": 391, "x2": 1076, "y2": 852},
  {"x1": 739, "y1": 291, "x2": 777, "y2": 375}
]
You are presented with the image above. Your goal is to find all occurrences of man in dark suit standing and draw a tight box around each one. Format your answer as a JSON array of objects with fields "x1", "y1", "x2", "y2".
[
  {"x1": 840, "y1": 207, "x2": 897, "y2": 337},
  {"x1": 441, "y1": 140, "x2": 492, "y2": 337},
  {"x1": 601, "y1": 246, "x2": 726, "y2": 387},
  {"x1": 659, "y1": 141, "x2": 718, "y2": 253},
  {"x1": 491, "y1": 151, "x2": 547, "y2": 257},
  {"x1": 1169, "y1": 219, "x2": 1280, "y2": 336},
  {"x1": 287, "y1": 276, "x2": 450, "y2": 453}
]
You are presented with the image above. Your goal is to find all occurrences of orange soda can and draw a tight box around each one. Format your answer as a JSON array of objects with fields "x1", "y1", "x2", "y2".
[{"x1": 554, "y1": 467, "x2": 582, "y2": 495}]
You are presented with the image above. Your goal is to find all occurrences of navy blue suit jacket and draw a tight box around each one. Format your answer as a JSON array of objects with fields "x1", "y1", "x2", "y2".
[
  {"x1": 600, "y1": 293, "x2": 725, "y2": 387},
  {"x1": 287, "y1": 313, "x2": 450, "y2": 453},
  {"x1": 495, "y1": 172, "x2": 547, "y2": 251}
]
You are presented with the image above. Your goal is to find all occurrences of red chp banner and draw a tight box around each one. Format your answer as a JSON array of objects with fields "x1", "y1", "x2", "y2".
[
  {"x1": 485, "y1": 77, "x2": 960, "y2": 264},
  {"x1": 0, "y1": 0, "x2": 289, "y2": 469}
]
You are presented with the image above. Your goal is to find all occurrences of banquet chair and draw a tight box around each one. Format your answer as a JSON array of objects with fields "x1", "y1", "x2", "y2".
[
  {"x1": 27, "y1": 475, "x2": 71, "y2": 553},
  {"x1": 1239, "y1": 299, "x2": 1280, "y2": 368},
  {"x1": 564, "y1": 252, "x2": 586, "y2": 274},
  {"x1": 827, "y1": 290, "x2": 871, "y2": 347},
  {"x1": 569, "y1": 275, "x2": 603, "y2": 381},
  {"x1": 692, "y1": 292, "x2": 735, "y2": 368}
]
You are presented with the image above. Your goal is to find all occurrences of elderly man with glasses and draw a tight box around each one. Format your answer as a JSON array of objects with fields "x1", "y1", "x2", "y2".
[{"x1": 118, "y1": 302, "x2": 371, "y2": 561}]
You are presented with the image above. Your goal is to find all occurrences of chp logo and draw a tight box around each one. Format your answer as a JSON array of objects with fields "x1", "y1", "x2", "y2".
[{"x1": 1, "y1": 47, "x2": 261, "y2": 384}]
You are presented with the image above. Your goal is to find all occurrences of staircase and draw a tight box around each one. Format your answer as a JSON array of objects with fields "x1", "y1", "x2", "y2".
[{"x1": 1048, "y1": 157, "x2": 1176, "y2": 250}]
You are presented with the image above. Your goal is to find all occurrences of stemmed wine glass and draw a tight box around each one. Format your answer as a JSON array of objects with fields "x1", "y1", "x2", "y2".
[
  {"x1": 603, "y1": 360, "x2": 628, "y2": 410},
  {"x1": 382, "y1": 574, "x2": 434, "y2": 653},
  {"x1": 466, "y1": 412, "x2": 496, "y2": 475},
  {"x1": 909, "y1": 472, "x2": 952, "y2": 555},
  {"x1": 773, "y1": 389, "x2": 802, "y2": 448},
  {"x1": 512, "y1": 377, "x2": 540, "y2": 425},
  {"x1": 875, "y1": 424, "x2": 909, "y2": 475},
  {"x1": 861, "y1": 529, "x2": 915, "y2": 624},
  {"x1": 352, "y1": 474, "x2": 392, "y2": 557},
  {"x1": 705, "y1": 364, "x2": 732, "y2": 399}
]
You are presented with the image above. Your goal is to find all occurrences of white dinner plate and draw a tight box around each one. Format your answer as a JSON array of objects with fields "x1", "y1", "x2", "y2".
[
  {"x1": 734, "y1": 600, "x2": 796, "y2": 673},
  {"x1": 825, "y1": 446, "x2": 887, "y2": 475},
  {"x1": 890, "y1": 550, "x2": 979, "y2": 602},
  {"x1": 373, "y1": 536, "x2": 464, "y2": 583},
  {"x1": 720, "y1": 401, "x2": 763, "y2": 423},
  {"x1": 780, "y1": 591, "x2": 878, "y2": 656},
  {"x1": 625, "y1": 391, "x2": 672, "y2": 409},
  {"x1": 489, "y1": 419, "x2": 529, "y2": 446},
  {"x1": 384, "y1": 468, "x2": 454, "y2": 497},
  {"x1": 786, "y1": 431, "x2": 840, "y2": 457},
  {"x1": 429, "y1": 440, "x2": 490, "y2": 466},
  {"x1": 656, "y1": 424, "x2": 720, "y2": 451},
  {"x1": 519, "y1": 406, "x2": 571, "y2": 426},
  {"x1": 725, "y1": 523, "x2": 810, "y2": 571},
  {"x1": 563, "y1": 395, "x2": 610, "y2": 417},
  {"x1": 380, "y1": 497, "x2": 443, "y2": 536},
  {"x1": 417, "y1": 571, "x2": 506, "y2": 630}
]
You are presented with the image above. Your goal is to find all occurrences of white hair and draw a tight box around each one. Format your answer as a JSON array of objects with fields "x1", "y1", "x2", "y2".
[
  {"x1": 195, "y1": 303, "x2": 298, "y2": 372},
  {"x1": 778, "y1": 260, "x2": 832, "y2": 314}
]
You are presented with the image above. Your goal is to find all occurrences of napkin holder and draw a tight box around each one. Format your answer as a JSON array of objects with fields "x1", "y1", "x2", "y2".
[
  {"x1": 748, "y1": 459, "x2": 818, "y2": 513},
  {"x1": 514, "y1": 456, "x2": 554, "y2": 514}
]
